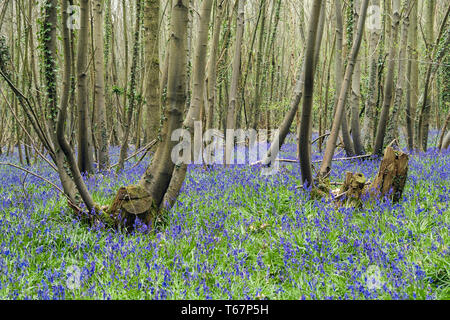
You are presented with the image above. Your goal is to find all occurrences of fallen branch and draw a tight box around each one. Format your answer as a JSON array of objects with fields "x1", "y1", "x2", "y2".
[
  {"x1": 312, "y1": 154, "x2": 373, "y2": 163},
  {"x1": 252, "y1": 153, "x2": 373, "y2": 166}
]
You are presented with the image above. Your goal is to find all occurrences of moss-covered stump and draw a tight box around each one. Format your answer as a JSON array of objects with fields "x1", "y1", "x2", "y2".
[
  {"x1": 311, "y1": 179, "x2": 332, "y2": 199},
  {"x1": 333, "y1": 172, "x2": 367, "y2": 207},
  {"x1": 368, "y1": 146, "x2": 409, "y2": 202},
  {"x1": 107, "y1": 185, "x2": 156, "y2": 231}
]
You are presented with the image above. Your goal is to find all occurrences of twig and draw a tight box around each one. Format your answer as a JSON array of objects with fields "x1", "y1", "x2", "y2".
[
  {"x1": 129, "y1": 142, "x2": 156, "y2": 170},
  {"x1": 110, "y1": 139, "x2": 157, "y2": 168},
  {"x1": 386, "y1": 139, "x2": 399, "y2": 150},
  {"x1": 0, "y1": 87, "x2": 58, "y2": 172},
  {"x1": 312, "y1": 133, "x2": 330, "y2": 145},
  {"x1": 20, "y1": 171, "x2": 30, "y2": 200},
  {"x1": 0, "y1": 162, "x2": 65, "y2": 195},
  {"x1": 333, "y1": 190, "x2": 349, "y2": 200}
]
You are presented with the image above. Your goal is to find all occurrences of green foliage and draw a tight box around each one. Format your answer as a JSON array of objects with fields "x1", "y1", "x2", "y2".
[{"x1": 112, "y1": 85, "x2": 125, "y2": 95}]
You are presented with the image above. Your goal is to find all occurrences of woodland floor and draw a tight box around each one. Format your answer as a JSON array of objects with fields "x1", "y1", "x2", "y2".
[{"x1": 0, "y1": 130, "x2": 449, "y2": 299}]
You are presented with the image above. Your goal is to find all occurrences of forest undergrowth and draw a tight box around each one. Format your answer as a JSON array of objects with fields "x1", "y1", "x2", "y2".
[{"x1": 0, "y1": 131, "x2": 448, "y2": 300}]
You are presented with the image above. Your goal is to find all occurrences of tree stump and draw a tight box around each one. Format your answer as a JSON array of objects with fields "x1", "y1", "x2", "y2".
[
  {"x1": 107, "y1": 185, "x2": 155, "y2": 230},
  {"x1": 328, "y1": 146, "x2": 409, "y2": 206},
  {"x1": 367, "y1": 146, "x2": 409, "y2": 202},
  {"x1": 333, "y1": 172, "x2": 367, "y2": 206}
]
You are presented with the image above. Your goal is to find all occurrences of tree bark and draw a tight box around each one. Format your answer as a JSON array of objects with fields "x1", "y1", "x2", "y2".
[
  {"x1": 406, "y1": 0, "x2": 418, "y2": 151},
  {"x1": 206, "y1": 0, "x2": 224, "y2": 132},
  {"x1": 298, "y1": 0, "x2": 322, "y2": 186},
  {"x1": 442, "y1": 131, "x2": 450, "y2": 151},
  {"x1": 350, "y1": 0, "x2": 365, "y2": 155},
  {"x1": 362, "y1": 0, "x2": 380, "y2": 151},
  {"x1": 117, "y1": 0, "x2": 142, "y2": 172},
  {"x1": 138, "y1": 0, "x2": 189, "y2": 208},
  {"x1": 93, "y1": 0, "x2": 110, "y2": 171},
  {"x1": 144, "y1": 0, "x2": 161, "y2": 143},
  {"x1": 319, "y1": 0, "x2": 369, "y2": 177},
  {"x1": 77, "y1": 0, "x2": 94, "y2": 173},
  {"x1": 385, "y1": 2, "x2": 410, "y2": 146},
  {"x1": 417, "y1": 0, "x2": 436, "y2": 152},
  {"x1": 373, "y1": 0, "x2": 400, "y2": 155},
  {"x1": 225, "y1": 0, "x2": 245, "y2": 165},
  {"x1": 334, "y1": 0, "x2": 355, "y2": 157}
]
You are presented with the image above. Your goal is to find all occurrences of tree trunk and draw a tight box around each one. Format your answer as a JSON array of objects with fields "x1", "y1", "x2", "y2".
[
  {"x1": 251, "y1": 0, "x2": 267, "y2": 130},
  {"x1": 385, "y1": 3, "x2": 410, "y2": 146},
  {"x1": 206, "y1": 0, "x2": 224, "y2": 133},
  {"x1": 319, "y1": 0, "x2": 369, "y2": 177},
  {"x1": 418, "y1": 0, "x2": 436, "y2": 152},
  {"x1": 369, "y1": 146, "x2": 409, "y2": 203},
  {"x1": 298, "y1": 0, "x2": 323, "y2": 186},
  {"x1": 438, "y1": 114, "x2": 450, "y2": 150},
  {"x1": 117, "y1": 0, "x2": 142, "y2": 172},
  {"x1": 362, "y1": 1, "x2": 380, "y2": 151},
  {"x1": 144, "y1": 0, "x2": 160, "y2": 143},
  {"x1": 334, "y1": 0, "x2": 355, "y2": 157},
  {"x1": 373, "y1": 0, "x2": 400, "y2": 155},
  {"x1": 137, "y1": 0, "x2": 189, "y2": 208},
  {"x1": 225, "y1": 0, "x2": 245, "y2": 165},
  {"x1": 93, "y1": 0, "x2": 110, "y2": 171},
  {"x1": 162, "y1": 0, "x2": 213, "y2": 207},
  {"x1": 406, "y1": 0, "x2": 418, "y2": 151},
  {"x1": 442, "y1": 131, "x2": 450, "y2": 151},
  {"x1": 77, "y1": 0, "x2": 94, "y2": 173},
  {"x1": 350, "y1": 0, "x2": 365, "y2": 155}
]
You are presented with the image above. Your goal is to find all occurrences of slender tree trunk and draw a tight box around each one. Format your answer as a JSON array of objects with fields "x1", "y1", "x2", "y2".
[
  {"x1": 93, "y1": 0, "x2": 110, "y2": 171},
  {"x1": 439, "y1": 114, "x2": 450, "y2": 150},
  {"x1": 418, "y1": 0, "x2": 436, "y2": 151},
  {"x1": 362, "y1": 0, "x2": 380, "y2": 151},
  {"x1": 251, "y1": 0, "x2": 266, "y2": 130},
  {"x1": 319, "y1": 0, "x2": 369, "y2": 176},
  {"x1": 117, "y1": 0, "x2": 142, "y2": 172},
  {"x1": 334, "y1": 0, "x2": 355, "y2": 157},
  {"x1": 77, "y1": 0, "x2": 94, "y2": 173},
  {"x1": 407, "y1": 0, "x2": 418, "y2": 150},
  {"x1": 350, "y1": 0, "x2": 365, "y2": 155},
  {"x1": 442, "y1": 131, "x2": 450, "y2": 151},
  {"x1": 144, "y1": 0, "x2": 160, "y2": 143},
  {"x1": 122, "y1": 0, "x2": 129, "y2": 123},
  {"x1": 225, "y1": 0, "x2": 245, "y2": 165},
  {"x1": 385, "y1": 2, "x2": 410, "y2": 146},
  {"x1": 206, "y1": 0, "x2": 224, "y2": 132},
  {"x1": 186, "y1": 0, "x2": 213, "y2": 162},
  {"x1": 373, "y1": 0, "x2": 400, "y2": 155},
  {"x1": 298, "y1": 0, "x2": 323, "y2": 186},
  {"x1": 58, "y1": 0, "x2": 96, "y2": 212}
]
